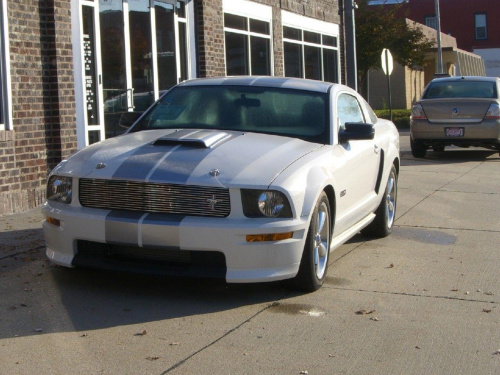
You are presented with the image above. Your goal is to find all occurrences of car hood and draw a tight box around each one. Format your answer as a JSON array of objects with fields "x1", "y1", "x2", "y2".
[{"x1": 53, "y1": 129, "x2": 322, "y2": 188}]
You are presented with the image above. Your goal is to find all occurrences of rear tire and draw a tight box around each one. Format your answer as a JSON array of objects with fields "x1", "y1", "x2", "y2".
[
  {"x1": 290, "y1": 192, "x2": 330, "y2": 292},
  {"x1": 362, "y1": 165, "x2": 397, "y2": 238},
  {"x1": 411, "y1": 137, "x2": 427, "y2": 158}
]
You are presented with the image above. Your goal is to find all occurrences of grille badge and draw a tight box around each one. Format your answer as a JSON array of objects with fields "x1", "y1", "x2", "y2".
[
  {"x1": 210, "y1": 169, "x2": 220, "y2": 177},
  {"x1": 207, "y1": 195, "x2": 221, "y2": 210}
]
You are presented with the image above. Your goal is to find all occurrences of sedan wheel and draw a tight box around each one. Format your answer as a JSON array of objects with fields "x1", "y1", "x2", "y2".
[
  {"x1": 290, "y1": 192, "x2": 330, "y2": 292},
  {"x1": 411, "y1": 137, "x2": 427, "y2": 158}
]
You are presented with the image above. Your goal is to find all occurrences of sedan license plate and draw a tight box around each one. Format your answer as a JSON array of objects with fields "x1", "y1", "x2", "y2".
[{"x1": 445, "y1": 127, "x2": 464, "y2": 137}]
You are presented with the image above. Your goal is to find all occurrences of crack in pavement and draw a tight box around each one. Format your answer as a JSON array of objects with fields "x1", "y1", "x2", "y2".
[
  {"x1": 159, "y1": 299, "x2": 287, "y2": 374},
  {"x1": 327, "y1": 286, "x2": 499, "y2": 305},
  {"x1": 396, "y1": 224, "x2": 500, "y2": 234}
]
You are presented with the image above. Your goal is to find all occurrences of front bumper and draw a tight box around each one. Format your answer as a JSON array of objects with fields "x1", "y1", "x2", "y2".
[{"x1": 42, "y1": 202, "x2": 309, "y2": 283}]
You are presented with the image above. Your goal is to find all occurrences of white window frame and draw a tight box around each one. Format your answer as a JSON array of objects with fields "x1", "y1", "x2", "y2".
[
  {"x1": 72, "y1": 0, "x2": 196, "y2": 149},
  {"x1": 475, "y1": 13, "x2": 487, "y2": 40},
  {"x1": 424, "y1": 15, "x2": 437, "y2": 30},
  {"x1": 281, "y1": 10, "x2": 340, "y2": 83},
  {"x1": 0, "y1": 0, "x2": 12, "y2": 131},
  {"x1": 223, "y1": 0, "x2": 273, "y2": 76}
]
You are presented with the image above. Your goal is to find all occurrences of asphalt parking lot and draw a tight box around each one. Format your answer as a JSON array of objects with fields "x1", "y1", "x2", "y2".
[{"x1": 1, "y1": 130, "x2": 499, "y2": 375}]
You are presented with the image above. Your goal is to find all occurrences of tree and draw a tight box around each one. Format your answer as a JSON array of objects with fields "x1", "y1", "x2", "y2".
[{"x1": 355, "y1": 0, "x2": 434, "y2": 91}]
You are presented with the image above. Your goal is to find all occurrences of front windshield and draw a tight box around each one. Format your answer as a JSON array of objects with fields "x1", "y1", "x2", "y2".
[{"x1": 131, "y1": 85, "x2": 329, "y2": 143}]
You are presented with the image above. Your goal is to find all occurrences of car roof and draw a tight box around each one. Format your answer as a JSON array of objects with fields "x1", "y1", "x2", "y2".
[
  {"x1": 178, "y1": 76, "x2": 335, "y2": 94},
  {"x1": 430, "y1": 76, "x2": 500, "y2": 84}
]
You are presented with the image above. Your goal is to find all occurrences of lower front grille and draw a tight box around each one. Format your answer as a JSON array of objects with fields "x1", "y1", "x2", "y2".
[{"x1": 73, "y1": 240, "x2": 226, "y2": 279}]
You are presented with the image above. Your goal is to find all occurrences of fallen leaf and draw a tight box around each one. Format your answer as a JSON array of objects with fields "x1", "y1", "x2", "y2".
[
  {"x1": 484, "y1": 292, "x2": 494, "y2": 296},
  {"x1": 146, "y1": 356, "x2": 159, "y2": 361},
  {"x1": 328, "y1": 354, "x2": 336, "y2": 358},
  {"x1": 370, "y1": 317, "x2": 379, "y2": 321},
  {"x1": 389, "y1": 263, "x2": 394, "y2": 268},
  {"x1": 34, "y1": 328, "x2": 42, "y2": 332},
  {"x1": 493, "y1": 349, "x2": 500, "y2": 355},
  {"x1": 482, "y1": 309, "x2": 492, "y2": 313},
  {"x1": 135, "y1": 330, "x2": 147, "y2": 336},
  {"x1": 80, "y1": 333, "x2": 88, "y2": 337},
  {"x1": 300, "y1": 371, "x2": 309, "y2": 375},
  {"x1": 451, "y1": 289, "x2": 458, "y2": 292},
  {"x1": 355, "y1": 309, "x2": 375, "y2": 315},
  {"x1": 415, "y1": 346, "x2": 421, "y2": 349},
  {"x1": 170, "y1": 342, "x2": 180, "y2": 346}
]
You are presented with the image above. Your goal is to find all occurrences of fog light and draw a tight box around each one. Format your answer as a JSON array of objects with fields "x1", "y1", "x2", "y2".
[
  {"x1": 46, "y1": 217, "x2": 61, "y2": 227},
  {"x1": 246, "y1": 232, "x2": 293, "y2": 242}
]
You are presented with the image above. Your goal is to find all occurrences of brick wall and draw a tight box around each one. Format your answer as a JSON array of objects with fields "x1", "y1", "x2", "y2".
[
  {"x1": 0, "y1": 0, "x2": 76, "y2": 215},
  {"x1": 196, "y1": 0, "x2": 341, "y2": 78}
]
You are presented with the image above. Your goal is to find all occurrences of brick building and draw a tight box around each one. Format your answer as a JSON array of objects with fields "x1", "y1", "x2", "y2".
[
  {"x1": 0, "y1": 0, "x2": 347, "y2": 215},
  {"x1": 402, "y1": 0, "x2": 500, "y2": 77}
]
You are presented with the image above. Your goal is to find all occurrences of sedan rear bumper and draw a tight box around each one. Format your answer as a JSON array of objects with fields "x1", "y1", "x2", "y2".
[{"x1": 410, "y1": 119, "x2": 500, "y2": 149}]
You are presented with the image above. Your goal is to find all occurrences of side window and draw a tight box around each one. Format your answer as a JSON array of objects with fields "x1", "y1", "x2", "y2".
[{"x1": 337, "y1": 93, "x2": 364, "y2": 129}]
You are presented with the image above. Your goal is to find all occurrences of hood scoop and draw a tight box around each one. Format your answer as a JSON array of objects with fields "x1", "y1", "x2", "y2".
[{"x1": 153, "y1": 130, "x2": 231, "y2": 148}]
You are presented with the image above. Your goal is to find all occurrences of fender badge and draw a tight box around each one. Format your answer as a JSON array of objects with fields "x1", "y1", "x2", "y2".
[
  {"x1": 96, "y1": 163, "x2": 106, "y2": 169},
  {"x1": 340, "y1": 190, "x2": 346, "y2": 198}
]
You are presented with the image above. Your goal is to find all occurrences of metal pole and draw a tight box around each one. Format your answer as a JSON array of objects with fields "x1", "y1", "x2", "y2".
[
  {"x1": 435, "y1": 0, "x2": 443, "y2": 74},
  {"x1": 345, "y1": 0, "x2": 358, "y2": 91},
  {"x1": 385, "y1": 50, "x2": 392, "y2": 122}
]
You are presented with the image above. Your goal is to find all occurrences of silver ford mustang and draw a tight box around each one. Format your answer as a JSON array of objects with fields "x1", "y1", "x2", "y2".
[{"x1": 43, "y1": 77, "x2": 400, "y2": 291}]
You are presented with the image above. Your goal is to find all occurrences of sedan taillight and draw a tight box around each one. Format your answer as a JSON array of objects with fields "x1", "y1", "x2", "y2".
[
  {"x1": 411, "y1": 103, "x2": 427, "y2": 120},
  {"x1": 485, "y1": 103, "x2": 500, "y2": 119}
]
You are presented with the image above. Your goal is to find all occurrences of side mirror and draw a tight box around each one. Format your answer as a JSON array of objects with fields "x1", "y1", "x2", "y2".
[
  {"x1": 119, "y1": 111, "x2": 143, "y2": 129},
  {"x1": 339, "y1": 123, "x2": 375, "y2": 143}
]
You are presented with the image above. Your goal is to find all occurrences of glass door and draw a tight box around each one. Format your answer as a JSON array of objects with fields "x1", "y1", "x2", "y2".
[{"x1": 96, "y1": 0, "x2": 189, "y2": 140}]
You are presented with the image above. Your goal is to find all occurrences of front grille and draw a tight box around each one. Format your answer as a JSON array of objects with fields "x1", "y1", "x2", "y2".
[
  {"x1": 74, "y1": 240, "x2": 227, "y2": 278},
  {"x1": 79, "y1": 178, "x2": 230, "y2": 217}
]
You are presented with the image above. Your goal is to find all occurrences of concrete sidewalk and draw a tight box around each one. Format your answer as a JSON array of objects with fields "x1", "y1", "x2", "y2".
[{"x1": 0, "y1": 207, "x2": 45, "y2": 261}]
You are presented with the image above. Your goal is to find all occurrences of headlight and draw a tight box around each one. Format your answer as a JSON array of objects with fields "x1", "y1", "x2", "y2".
[
  {"x1": 241, "y1": 190, "x2": 292, "y2": 218},
  {"x1": 47, "y1": 175, "x2": 72, "y2": 204}
]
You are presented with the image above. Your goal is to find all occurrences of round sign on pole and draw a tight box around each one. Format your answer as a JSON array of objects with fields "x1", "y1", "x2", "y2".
[{"x1": 381, "y1": 48, "x2": 394, "y2": 75}]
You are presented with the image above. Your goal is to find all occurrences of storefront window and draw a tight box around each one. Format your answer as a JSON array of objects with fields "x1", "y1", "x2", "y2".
[
  {"x1": 224, "y1": 13, "x2": 271, "y2": 76},
  {"x1": 282, "y1": 15, "x2": 340, "y2": 84}
]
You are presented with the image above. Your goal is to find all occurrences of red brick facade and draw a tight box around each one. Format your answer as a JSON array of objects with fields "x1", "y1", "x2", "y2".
[
  {"x1": 0, "y1": 0, "x2": 341, "y2": 215},
  {"x1": 0, "y1": 0, "x2": 77, "y2": 215}
]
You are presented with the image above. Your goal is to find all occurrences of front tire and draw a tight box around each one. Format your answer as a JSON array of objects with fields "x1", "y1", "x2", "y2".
[
  {"x1": 362, "y1": 165, "x2": 397, "y2": 238},
  {"x1": 290, "y1": 192, "x2": 331, "y2": 292}
]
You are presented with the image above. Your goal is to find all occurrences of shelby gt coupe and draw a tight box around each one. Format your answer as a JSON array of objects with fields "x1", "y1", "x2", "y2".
[{"x1": 43, "y1": 77, "x2": 400, "y2": 291}]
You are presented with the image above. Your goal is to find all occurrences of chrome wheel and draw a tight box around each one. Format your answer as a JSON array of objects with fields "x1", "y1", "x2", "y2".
[
  {"x1": 291, "y1": 192, "x2": 331, "y2": 292},
  {"x1": 314, "y1": 202, "x2": 330, "y2": 279},
  {"x1": 361, "y1": 165, "x2": 397, "y2": 238},
  {"x1": 385, "y1": 173, "x2": 396, "y2": 230}
]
